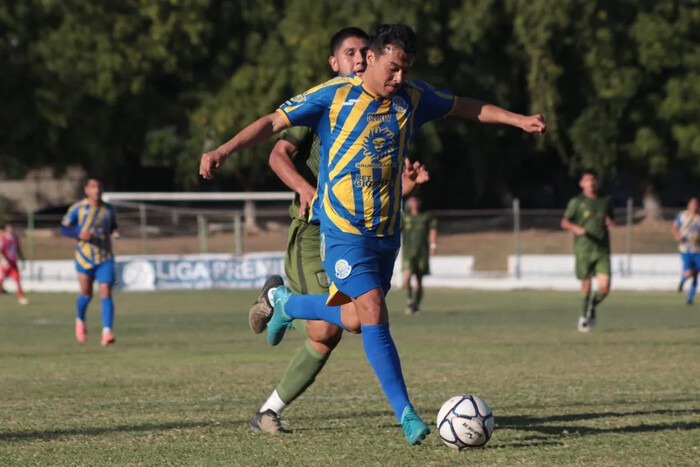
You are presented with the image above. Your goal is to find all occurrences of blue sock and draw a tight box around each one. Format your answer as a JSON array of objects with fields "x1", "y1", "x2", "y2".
[
  {"x1": 76, "y1": 295, "x2": 91, "y2": 322},
  {"x1": 688, "y1": 279, "x2": 697, "y2": 303},
  {"x1": 361, "y1": 323, "x2": 411, "y2": 421},
  {"x1": 284, "y1": 294, "x2": 344, "y2": 329},
  {"x1": 101, "y1": 297, "x2": 114, "y2": 329}
]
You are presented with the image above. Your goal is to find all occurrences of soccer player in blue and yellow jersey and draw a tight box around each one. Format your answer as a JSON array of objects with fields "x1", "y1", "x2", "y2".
[
  {"x1": 672, "y1": 197, "x2": 700, "y2": 305},
  {"x1": 200, "y1": 24, "x2": 546, "y2": 444},
  {"x1": 61, "y1": 177, "x2": 119, "y2": 346}
]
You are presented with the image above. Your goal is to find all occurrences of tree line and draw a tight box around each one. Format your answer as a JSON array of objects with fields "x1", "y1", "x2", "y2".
[{"x1": 1, "y1": 0, "x2": 698, "y2": 208}]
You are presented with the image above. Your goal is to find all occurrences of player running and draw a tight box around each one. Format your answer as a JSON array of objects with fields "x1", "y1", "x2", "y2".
[
  {"x1": 60, "y1": 177, "x2": 120, "y2": 346},
  {"x1": 560, "y1": 169, "x2": 614, "y2": 332},
  {"x1": 249, "y1": 27, "x2": 430, "y2": 434},
  {"x1": 672, "y1": 197, "x2": 700, "y2": 305},
  {"x1": 200, "y1": 24, "x2": 545, "y2": 444},
  {"x1": 401, "y1": 194, "x2": 437, "y2": 315},
  {"x1": 0, "y1": 223, "x2": 28, "y2": 305}
]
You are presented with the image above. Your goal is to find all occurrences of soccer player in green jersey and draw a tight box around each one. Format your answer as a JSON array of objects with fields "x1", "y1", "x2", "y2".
[
  {"x1": 248, "y1": 27, "x2": 430, "y2": 434},
  {"x1": 200, "y1": 24, "x2": 545, "y2": 444},
  {"x1": 561, "y1": 169, "x2": 614, "y2": 332},
  {"x1": 401, "y1": 194, "x2": 437, "y2": 315}
]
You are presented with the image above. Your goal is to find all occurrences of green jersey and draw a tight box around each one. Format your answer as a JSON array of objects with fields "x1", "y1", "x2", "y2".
[
  {"x1": 564, "y1": 194, "x2": 614, "y2": 255},
  {"x1": 278, "y1": 127, "x2": 320, "y2": 220},
  {"x1": 402, "y1": 211, "x2": 437, "y2": 259}
]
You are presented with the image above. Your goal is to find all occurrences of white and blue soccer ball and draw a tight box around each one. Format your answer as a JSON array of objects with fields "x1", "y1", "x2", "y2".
[{"x1": 436, "y1": 394, "x2": 494, "y2": 450}]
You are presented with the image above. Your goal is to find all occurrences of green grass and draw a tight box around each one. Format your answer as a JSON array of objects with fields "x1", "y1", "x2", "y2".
[{"x1": 1, "y1": 289, "x2": 699, "y2": 466}]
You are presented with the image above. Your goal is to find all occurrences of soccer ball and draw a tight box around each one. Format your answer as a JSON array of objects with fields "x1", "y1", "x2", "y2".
[{"x1": 436, "y1": 395, "x2": 494, "y2": 450}]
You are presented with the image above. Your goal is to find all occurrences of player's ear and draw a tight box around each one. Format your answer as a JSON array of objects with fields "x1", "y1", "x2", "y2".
[
  {"x1": 329, "y1": 55, "x2": 339, "y2": 73},
  {"x1": 365, "y1": 49, "x2": 375, "y2": 66}
]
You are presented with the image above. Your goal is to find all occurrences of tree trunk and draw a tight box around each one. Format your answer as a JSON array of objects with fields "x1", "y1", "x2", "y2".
[{"x1": 642, "y1": 184, "x2": 663, "y2": 223}]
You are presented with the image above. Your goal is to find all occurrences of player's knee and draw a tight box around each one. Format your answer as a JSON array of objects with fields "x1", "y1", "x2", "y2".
[{"x1": 308, "y1": 328, "x2": 343, "y2": 354}]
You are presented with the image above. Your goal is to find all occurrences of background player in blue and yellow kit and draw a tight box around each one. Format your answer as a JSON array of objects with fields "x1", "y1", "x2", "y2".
[
  {"x1": 672, "y1": 197, "x2": 700, "y2": 305},
  {"x1": 61, "y1": 177, "x2": 119, "y2": 346},
  {"x1": 200, "y1": 24, "x2": 545, "y2": 444}
]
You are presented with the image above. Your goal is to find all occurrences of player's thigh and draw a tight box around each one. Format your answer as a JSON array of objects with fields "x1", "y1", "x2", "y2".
[
  {"x1": 285, "y1": 220, "x2": 328, "y2": 295},
  {"x1": 305, "y1": 320, "x2": 343, "y2": 348},
  {"x1": 351, "y1": 287, "x2": 388, "y2": 325},
  {"x1": 575, "y1": 253, "x2": 594, "y2": 280}
]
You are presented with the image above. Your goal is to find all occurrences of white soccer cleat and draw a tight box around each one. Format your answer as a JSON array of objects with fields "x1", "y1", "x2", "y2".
[{"x1": 577, "y1": 316, "x2": 590, "y2": 333}]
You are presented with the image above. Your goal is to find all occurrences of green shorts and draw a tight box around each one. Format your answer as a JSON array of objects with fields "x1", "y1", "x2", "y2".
[
  {"x1": 285, "y1": 218, "x2": 329, "y2": 335},
  {"x1": 575, "y1": 252, "x2": 611, "y2": 280},
  {"x1": 402, "y1": 252, "x2": 430, "y2": 275}
]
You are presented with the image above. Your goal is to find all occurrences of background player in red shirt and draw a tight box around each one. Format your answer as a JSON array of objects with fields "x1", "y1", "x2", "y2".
[{"x1": 0, "y1": 223, "x2": 28, "y2": 305}]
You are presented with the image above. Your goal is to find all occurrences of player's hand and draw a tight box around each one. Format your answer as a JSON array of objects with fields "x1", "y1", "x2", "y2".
[
  {"x1": 78, "y1": 230, "x2": 92, "y2": 241},
  {"x1": 298, "y1": 185, "x2": 317, "y2": 218},
  {"x1": 199, "y1": 150, "x2": 228, "y2": 180},
  {"x1": 573, "y1": 226, "x2": 586, "y2": 236},
  {"x1": 605, "y1": 217, "x2": 614, "y2": 231},
  {"x1": 521, "y1": 114, "x2": 546, "y2": 135},
  {"x1": 112, "y1": 229, "x2": 121, "y2": 239}
]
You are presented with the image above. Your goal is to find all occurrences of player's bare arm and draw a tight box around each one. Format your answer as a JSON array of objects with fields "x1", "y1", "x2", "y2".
[
  {"x1": 605, "y1": 216, "x2": 614, "y2": 231},
  {"x1": 450, "y1": 97, "x2": 546, "y2": 135},
  {"x1": 268, "y1": 139, "x2": 317, "y2": 217},
  {"x1": 401, "y1": 159, "x2": 429, "y2": 197},
  {"x1": 561, "y1": 217, "x2": 586, "y2": 236},
  {"x1": 199, "y1": 111, "x2": 290, "y2": 179}
]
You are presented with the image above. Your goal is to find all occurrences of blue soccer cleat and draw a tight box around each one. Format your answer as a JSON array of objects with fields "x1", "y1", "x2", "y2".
[
  {"x1": 266, "y1": 286, "x2": 293, "y2": 346},
  {"x1": 401, "y1": 406, "x2": 430, "y2": 445}
]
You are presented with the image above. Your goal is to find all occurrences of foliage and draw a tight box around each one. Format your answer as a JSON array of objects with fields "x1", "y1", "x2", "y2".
[{"x1": 1, "y1": 0, "x2": 699, "y2": 205}]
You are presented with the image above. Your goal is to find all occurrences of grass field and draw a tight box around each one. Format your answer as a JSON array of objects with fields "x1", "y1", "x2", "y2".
[{"x1": 1, "y1": 289, "x2": 699, "y2": 466}]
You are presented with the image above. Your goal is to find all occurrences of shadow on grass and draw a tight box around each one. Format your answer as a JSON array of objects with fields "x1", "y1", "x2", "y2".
[
  {"x1": 0, "y1": 419, "x2": 247, "y2": 442},
  {"x1": 498, "y1": 407, "x2": 700, "y2": 438}
]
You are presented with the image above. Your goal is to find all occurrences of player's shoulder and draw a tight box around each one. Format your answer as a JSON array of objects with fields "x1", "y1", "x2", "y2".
[
  {"x1": 305, "y1": 75, "x2": 361, "y2": 96},
  {"x1": 67, "y1": 198, "x2": 88, "y2": 212}
]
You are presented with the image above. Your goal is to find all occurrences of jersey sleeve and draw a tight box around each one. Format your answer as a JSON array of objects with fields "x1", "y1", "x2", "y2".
[
  {"x1": 61, "y1": 203, "x2": 80, "y2": 228},
  {"x1": 564, "y1": 198, "x2": 578, "y2": 221},
  {"x1": 675, "y1": 212, "x2": 683, "y2": 227},
  {"x1": 276, "y1": 81, "x2": 336, "y2": 129},
  {"x1": 278, "y1": 126, "x2": 314, "y2": 157},
  {"x1": 428, "y1": 213, "x2": 438, "y2": 230},
  {"x1": 410, "y1": 80, "x2": 457, "y2": 128}
]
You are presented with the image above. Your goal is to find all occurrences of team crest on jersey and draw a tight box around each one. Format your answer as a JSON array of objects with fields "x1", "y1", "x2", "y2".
[
  {"x1": 361, "y1": 127, "x2": 395, "y2": 160},
  {"x1": 289, "y1": 93, "x2": 306, "y2": 104},
  {"x1": 392, "y1": 96, "x2": 408, "y2": 113},
  {"x1": 335, "y1": 259, "x2": 352, "y2": 279}
]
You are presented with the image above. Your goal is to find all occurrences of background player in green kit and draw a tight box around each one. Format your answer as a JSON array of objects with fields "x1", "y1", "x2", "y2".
[
  {"x1": 401, "y1": 194, "x2": 437, "y2": 315},
  {"x1": 561, "y1": 169, "x2": 614, "y2": 332},
  {"x1": 247, "y1": 27, "x2": 430, "y2": 434}
]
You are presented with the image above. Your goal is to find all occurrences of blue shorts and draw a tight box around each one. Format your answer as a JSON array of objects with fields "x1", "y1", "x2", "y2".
[
  {"x1": 320, "y1": 227, "x2": 399, "y2": 306},
  {"x1": 76, "y1": 257, "x2": 116, "y2": 285},
  {"x1": 681, "y1": 252, "x2": 700, "y2": 272}
]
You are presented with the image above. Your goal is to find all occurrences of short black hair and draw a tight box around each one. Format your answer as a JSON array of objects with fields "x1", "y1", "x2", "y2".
[
  {"x1": 84, "y1": 175, "x2": 102, "y2": 186},
  {"x1": 369, "y1": 24, "x2": 417, "y2": 57},
  {"x1": 580, "y1": 168, "x2": 598, "y2": 180},
  {"x1": 329, "y1": 27, "x2": 369, "y2": 56}
]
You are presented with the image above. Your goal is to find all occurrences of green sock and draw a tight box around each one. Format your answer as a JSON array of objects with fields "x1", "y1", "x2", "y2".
[
  {"x1": 275, "y1": 340, "x2": 329, "y2": 405},
  {"x1": 581, "y1": 294, "x2": 591, "y2": 317},
  {"x1": 415, "y1": 286, "x2": 424, "y2": 308},
  {"x1": 592, "y1": 291, "x2": 608, "y2": 307}
]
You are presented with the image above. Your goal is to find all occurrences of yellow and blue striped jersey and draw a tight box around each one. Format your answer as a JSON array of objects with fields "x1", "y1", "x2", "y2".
[
  {"x1": 675, "y1": 210, "x2": 700, "y2": 253},
  {"x1": 277, "y1": 75, "x2": 455, "y2": 238},
  {"x1": 62, "y1": 199, "x2": 118, "y2": 267}
]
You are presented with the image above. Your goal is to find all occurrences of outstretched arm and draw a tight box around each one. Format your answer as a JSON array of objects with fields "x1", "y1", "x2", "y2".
[
  {"x1": 199, "y1": 111, "x2": 291, "y2": 179},
  {"x1": 450, "y1": 97, "x2": 546, "y2": 134}
]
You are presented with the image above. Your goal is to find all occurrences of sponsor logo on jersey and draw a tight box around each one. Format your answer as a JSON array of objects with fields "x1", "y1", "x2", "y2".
[
  {"x1": 335, "y1": 259, "x2": 352, "y2": 279},
  {"x1": 366, "y1": 113, "x2": 392, "y2": 122},
  {"x1": 341, "y1": 99, "x2": 359, "y2": 107},
  {"x1": 354, "y1": 174, "x2": 391, "y2": 188}
]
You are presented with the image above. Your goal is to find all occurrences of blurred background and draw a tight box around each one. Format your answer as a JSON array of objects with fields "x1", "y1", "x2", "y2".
[{"x1": 0, "y1": 0, "x2": 698, "y2": 270}]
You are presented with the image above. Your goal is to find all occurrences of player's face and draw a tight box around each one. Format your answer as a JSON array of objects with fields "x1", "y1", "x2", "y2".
[
  {"x1": 688, "y1": 198, "x2": 698, "y2": 214},
  {"x1": 329, "y1": 37, "x2": 369, "y2": 77},
  {"x1": 4, "y1": 224, "x2": 12, "y2": 235},
  {"x1": 84, "y1": 179, "x2": 103, "y2": 202},
  {"x1": 365, "y1": 45, "x2": 414, "y2": 98},
  {"x1": 580, "y1": 174, "x2": 597, "y2": 195},
  {"x1": 407, "y1": 197, "x2": 421, "y2": 213}
]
